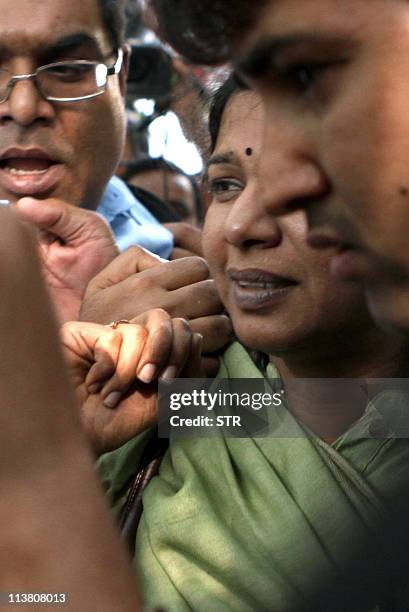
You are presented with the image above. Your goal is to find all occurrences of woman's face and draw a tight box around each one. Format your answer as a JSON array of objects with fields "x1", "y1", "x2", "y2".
[{"x1": 203, "y1": 90, "x2": 373, "y2": 355}]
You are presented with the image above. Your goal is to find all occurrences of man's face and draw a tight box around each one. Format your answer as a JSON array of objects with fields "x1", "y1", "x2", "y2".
[
  {"x1": 235, "y1": 0, "x2": 409, "y2": 330},
  {"x1": 0, "y1": 0, "x2": 127, "y2": 209}
]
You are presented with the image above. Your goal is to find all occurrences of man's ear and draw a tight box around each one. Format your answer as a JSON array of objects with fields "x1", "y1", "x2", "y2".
[{"x1": 119, "y1": 43, "x2": 131, "y2": 97}]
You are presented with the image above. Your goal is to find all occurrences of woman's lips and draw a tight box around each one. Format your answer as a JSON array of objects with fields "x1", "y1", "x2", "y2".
[{"x1": 228, "y1": 268, "x2": 298, "y2": 311}]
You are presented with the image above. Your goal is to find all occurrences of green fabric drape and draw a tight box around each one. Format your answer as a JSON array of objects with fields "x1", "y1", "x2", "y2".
[{"x1": 99, "y1": 342, "x2": 409, "y2": 611}]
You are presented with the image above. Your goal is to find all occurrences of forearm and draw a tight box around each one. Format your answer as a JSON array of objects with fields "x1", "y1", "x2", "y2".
[{"x1": 0, "y1": 436, "x2": 142, "y2": 611}]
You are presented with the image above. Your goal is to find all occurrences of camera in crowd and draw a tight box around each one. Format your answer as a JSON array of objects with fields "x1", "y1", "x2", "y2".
[{"x1": 126, "y1": 43, "x2": 174, "y2": 109}]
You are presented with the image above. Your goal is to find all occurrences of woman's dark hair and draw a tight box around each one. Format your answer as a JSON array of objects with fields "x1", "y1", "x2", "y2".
[
  {"x1": 99, "y1": 0, "x2": 128, "y2": 48},
  {"x1": 151, "y1": 0, "x2": 267, "y2": 64},
  {"x1": 208, "y1": 76, "x2": 248, "y2": 152},
  {"x1": 123, "y1": 156, "x2": 205, "y2": 224}
]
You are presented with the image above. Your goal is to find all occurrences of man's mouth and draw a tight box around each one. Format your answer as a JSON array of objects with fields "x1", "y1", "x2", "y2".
[
  {"x1": 307, "y1": 231, "x2": 373, "y2": 283},
  {"x1": 0, "y1": 157, "x2": 57, "y2": 175},
  {"x1": 0, "y1": 148, "x2": 64, "y2": 197}
]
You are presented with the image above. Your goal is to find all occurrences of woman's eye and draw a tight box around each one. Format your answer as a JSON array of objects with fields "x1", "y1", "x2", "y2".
[{"x1": 208, "y1": 179, "x2": 243, "y2": 202}]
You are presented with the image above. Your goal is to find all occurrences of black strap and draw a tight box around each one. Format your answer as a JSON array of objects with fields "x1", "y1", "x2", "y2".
[{"x1": 119, "y1": 434, "x2": 169, "y2": 557}]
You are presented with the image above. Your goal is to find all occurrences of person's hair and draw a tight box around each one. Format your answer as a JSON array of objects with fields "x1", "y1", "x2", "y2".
[
  {"x1": 99, "y1": 0, "x2": 128, "y2": 49},
  {"x1": 208, "y1": 75, "x2": 247, "y2": 152},
  {"x1": 122, "y1": 156, "x2": 205, "y2": 223},
  {"x1": 151, "y1": 0, "x2": 267, "y2": 64}
]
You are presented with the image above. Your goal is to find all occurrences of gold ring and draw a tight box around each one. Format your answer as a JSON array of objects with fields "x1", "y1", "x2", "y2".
[{"x1": 109, "y1": 319, "x2": 131, "y2": 330}]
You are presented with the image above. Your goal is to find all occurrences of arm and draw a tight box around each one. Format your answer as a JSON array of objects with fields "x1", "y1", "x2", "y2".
[{"x1": 0, "y1": 208, "x2": 142, "y2": 610}]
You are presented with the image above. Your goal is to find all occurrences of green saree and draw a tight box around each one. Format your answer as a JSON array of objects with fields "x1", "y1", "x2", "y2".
[{"x1": 98, "y1": 342, "x2": 409, "y2": 611}]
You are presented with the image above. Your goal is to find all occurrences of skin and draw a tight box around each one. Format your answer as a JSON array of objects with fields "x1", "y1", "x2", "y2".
[
  {"x1": 79, "y1": 246, "x2": 232, "y2": 361},
  {"x1": 0, "y1": 207, "x2": 142, "y2": 609},
  {"x1": 0, "y1": 0, "x2": 127, "y2": 209},
  {"x1": 62, "y1": 310, "x2": 203, "y2": 455},
  {"x1": 233, "y1": 0, "x2": 409, "y2": 332},
  {"x1": 1, "y1": 0, "x2": 230, "y2": 368},
  {"x1": 14, "y1": 197, "x2": 119, "y2": 323},
  {"x1": 203, "y1": 90, "x2": 408, "y2": 435},
  {"x1": 128, "y1": 168, "x2": 198, "y2": 225}
]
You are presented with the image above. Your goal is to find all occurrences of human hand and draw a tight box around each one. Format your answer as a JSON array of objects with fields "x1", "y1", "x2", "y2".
[
  {"x1": 62, "y1": 310, "x2": 203, "y2": 455},
  {"x1": 165, "y1": 222, "x2": 204, "y2": 259},
  {"x1": 13, "y1": 197, "x2": 119, "y2": 323},
  {"x1": 80, "y1": 246, "x2": 232, "y2": 358}
]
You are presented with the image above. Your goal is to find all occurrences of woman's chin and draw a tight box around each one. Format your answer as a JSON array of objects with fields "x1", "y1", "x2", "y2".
[{"x1": 232, "y1": 321, "x2": 304, "y2": 356}]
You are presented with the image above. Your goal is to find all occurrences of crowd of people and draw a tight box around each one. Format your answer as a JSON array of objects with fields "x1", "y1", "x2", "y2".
[{"x1": 2, "y1": 0, "x2": 409, "y2": 611}]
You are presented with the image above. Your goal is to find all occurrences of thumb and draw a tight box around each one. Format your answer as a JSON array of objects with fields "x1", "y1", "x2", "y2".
[
  {"x1": 87, "y1": 245, "x2": 165, "y2": 291},
  {"x1": 14, "y1": 197, "x2": 115, "y2": 246}
]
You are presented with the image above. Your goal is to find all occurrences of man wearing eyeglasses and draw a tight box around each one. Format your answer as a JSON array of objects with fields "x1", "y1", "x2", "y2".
[
  {"x1": 0, "y1": 2, "x2": 124, "y2": 207},
  {"x1": 0, "y1": 0, "x2": 231, "y2": 358},
  {"x1": 0, "y1": 0, "x2": 171, "y2": 253}
]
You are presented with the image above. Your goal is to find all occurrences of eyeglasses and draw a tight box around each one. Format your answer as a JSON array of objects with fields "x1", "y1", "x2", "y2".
[{"x1": 0, "y1": 48, "x2": 123, "y2": 103}]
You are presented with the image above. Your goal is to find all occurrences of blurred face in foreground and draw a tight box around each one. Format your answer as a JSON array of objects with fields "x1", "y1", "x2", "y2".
[
  {"x1": 203, "y1": 90, "x2": 380, "y2": 358},
  {"x1": 234, "y1": 0, "x2": 409, "y2": 331}
]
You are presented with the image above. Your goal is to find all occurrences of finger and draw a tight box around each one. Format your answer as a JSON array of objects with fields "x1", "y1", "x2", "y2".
[
  {"x1": 85, "y1": 328, "x2": 123, "y2": 392},
  {"x1": 160, "y1": 318, "x2": 193, "y2": 380},
  {"x1": 170, "y1": 279, "x2": 223, "y2": 318},
  {"x1": 171, "y1": 247, "x2": 198, "y2": 260},
  {"x1": 129, "y1": 256, "x2": 210, "y2": 291},
  {"x1": 190, "y1": 314, "x2": 233, "y2": 353},
  {"x1": 60, "y1": 320, "x2": 118, "y2": 372},
  {"x1": 181, "y1": 333, "x2": 204, "y2": 378},
  {"x1": 200, "y1": 356, "x2": 221, "y2": 377},
  {"x1": 14, "y1": 197, "x2": 114, "y2": 245},
  {"x1": 134, "y1": 310, "x2": 174, "y2": 383},
  {"x1": 86, "y1": 246, "x2": 165, "y2": 292},
  {"x1": 164, "y1": 222, "x2": 203, "y2": 257},
  {"x1": 98, "y1": 324, "x2": 148, "y2": 408}
]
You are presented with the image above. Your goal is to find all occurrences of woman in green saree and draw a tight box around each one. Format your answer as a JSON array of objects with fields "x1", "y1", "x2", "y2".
[{"x1": 64, "y1": 80, "x2": 409, "y2": 611}]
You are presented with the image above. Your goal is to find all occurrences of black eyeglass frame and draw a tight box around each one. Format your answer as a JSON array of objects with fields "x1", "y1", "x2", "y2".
[{"x1": 0, "y1": 48, "x2": 124, "y2": 103}]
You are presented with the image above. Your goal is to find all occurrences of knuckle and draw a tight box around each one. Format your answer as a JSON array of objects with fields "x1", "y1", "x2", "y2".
[
  {"x1": 194, "y1": 279, "x2": 223, "y2": 305},
  {"x1": 131, "y1": 275, "x2": 151, "y2": 293},
  {"x1": 125, "y1": 245, "x2": 145, "y2": 258},
  {"x1": 219, "y1": 315, "x2": 233, "y2": 334},
  {"x1": 153, "y1": 307, "x2": 169, "y2": 318},
  {"x1": 176, "y1": 256, "x2": 209, "y2": 278},
  {"x1": 173, "y1": 317, "x2": 191, "y2": 333}
]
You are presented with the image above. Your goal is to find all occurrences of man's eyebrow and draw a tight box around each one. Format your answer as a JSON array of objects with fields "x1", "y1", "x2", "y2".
[
  {"x1": 43, "y1": 32, "x2": 105, "y2": 57},
  {"x1": 235, "y1": 33, "x2": 354, "y2": 79}
]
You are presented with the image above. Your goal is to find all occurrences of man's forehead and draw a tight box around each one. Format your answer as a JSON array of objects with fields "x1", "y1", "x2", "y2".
[
  {"x1": 233, "y1": 0, "x2": 375, "y2": 64},
  {"x1": 0, "y1": 0, "x2": 109, "y2": 52}
]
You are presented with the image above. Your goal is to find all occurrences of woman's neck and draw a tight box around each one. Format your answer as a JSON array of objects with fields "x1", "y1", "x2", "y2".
[{"x1": 268, "y1": 327, "x2": 409, "y2": 442}]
